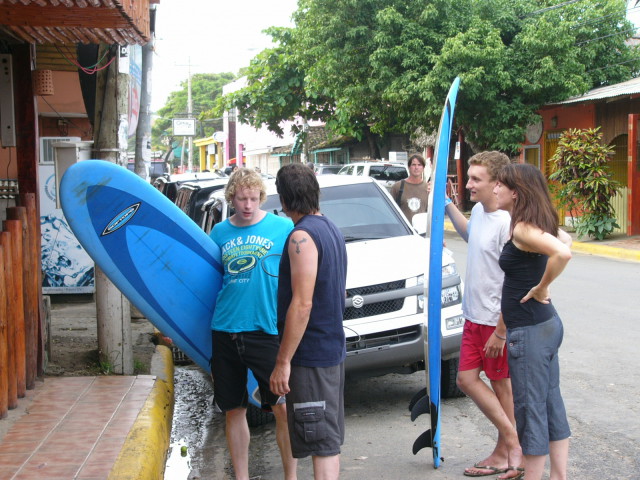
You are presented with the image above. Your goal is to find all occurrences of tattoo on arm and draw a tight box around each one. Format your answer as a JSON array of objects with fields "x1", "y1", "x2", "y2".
[{"x1": 291, "y1": 237, "x2": 307, "y2": 254}]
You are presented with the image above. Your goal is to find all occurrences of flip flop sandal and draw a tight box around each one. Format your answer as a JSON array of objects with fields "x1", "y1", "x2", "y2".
[
  {"x1": 463, "y1": 464, "x2": 509, "y2": 477},
  {"x1": 498, "y1": 467, "x2": 525, "y2": 480}
]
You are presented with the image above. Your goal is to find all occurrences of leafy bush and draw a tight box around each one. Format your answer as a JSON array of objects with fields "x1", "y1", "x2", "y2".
[{"x1": 549, "y1": 128, "x2": 620, "y2": 240}]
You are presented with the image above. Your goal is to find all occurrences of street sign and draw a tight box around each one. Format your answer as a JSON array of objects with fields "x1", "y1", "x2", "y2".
[{"x1": 173, "y1": 118, "x2": 196, "y2": 136}]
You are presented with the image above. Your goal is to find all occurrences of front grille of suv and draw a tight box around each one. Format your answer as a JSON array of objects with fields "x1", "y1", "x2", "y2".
[
  {"x1": 344, "y1": 279, "x2": 406, "y2": 320},
  {"x1": 346, "y1": 325, "x2": 421, "y2": 352}
]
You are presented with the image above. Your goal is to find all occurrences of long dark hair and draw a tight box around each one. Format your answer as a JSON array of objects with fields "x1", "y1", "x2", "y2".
[
  {"x1": 497, "y1": 163, "x2": 558, "y2": 236},
  {"x1": 276, "y1": 163, "x2": 320, "y2": 215}
]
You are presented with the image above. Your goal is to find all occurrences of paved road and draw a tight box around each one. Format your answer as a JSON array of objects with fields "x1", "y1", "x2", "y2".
[{"x1": 172, "y1": 232, "x2": 640, "y2": 479}]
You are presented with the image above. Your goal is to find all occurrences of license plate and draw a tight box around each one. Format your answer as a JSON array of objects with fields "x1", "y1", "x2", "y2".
[{"x1": 441, "y1": 286, "x2": 460, "y2": 306}]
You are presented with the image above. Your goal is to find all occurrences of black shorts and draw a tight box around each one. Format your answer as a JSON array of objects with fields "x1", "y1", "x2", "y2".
[
  {"x1": 211, "y1": 330, "x2": 282, "y2": 411},
  {"x1": 286, "y1": 363, "x2": 345, "y2": 458}
]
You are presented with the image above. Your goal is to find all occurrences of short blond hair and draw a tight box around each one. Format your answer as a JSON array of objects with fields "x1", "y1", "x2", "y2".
[
  {"x1": 224, "y1": 168, "x2": 267, "y2": 204},
  {"x1": 468, "y1": 151, "x2": 510, "y2": 181}
]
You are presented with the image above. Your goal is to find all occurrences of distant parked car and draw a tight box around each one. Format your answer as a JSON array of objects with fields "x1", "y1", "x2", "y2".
[
  {"x1": 337, "y1": 161, "x2": 409, "y2": 190},
  {"x1": 313, "y1": 163, "x2": 343, "y2": 175},
  {"x1": 152, "y1": 171, "x2": 223, "y2": 203},
  {"x1": 127, "y1": 160, "x2": 167, "y2": 180},
  {"x1": 173, "y1": 178, "x2": 229, "y2": 228}
]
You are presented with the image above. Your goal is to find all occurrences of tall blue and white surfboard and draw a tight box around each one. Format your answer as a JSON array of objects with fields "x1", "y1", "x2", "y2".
[{"x1": 410, "y1": 77, "x2": 460, "y2": 468}]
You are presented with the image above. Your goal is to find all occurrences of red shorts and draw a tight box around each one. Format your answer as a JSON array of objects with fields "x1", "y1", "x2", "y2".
[{"x1": 458, "y1": 320, "x2": 510, "y2": 381}]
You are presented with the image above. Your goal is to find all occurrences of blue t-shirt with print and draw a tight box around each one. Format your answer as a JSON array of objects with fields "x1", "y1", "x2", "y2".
[{"x1": 210, "y1": 212, "x2": 293, "y2": 334}]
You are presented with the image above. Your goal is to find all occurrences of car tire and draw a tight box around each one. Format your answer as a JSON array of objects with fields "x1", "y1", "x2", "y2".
[
  {"x1": 441, "y1": 358, "x2": 465, "y2": 398},
  {"x1": 246, "y1": 404, "x2": 274, "y2": 427}
]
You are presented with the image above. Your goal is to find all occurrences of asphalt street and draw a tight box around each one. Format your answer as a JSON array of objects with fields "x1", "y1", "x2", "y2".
[{"x1": 170, "y1": 231, "x2": 640, "y2": 479}]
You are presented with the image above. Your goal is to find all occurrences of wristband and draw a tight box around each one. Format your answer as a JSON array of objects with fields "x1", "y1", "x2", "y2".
[
  {"x1": 444, "y1": 197, "x2": 452, "y2": 206},
  {"x1": 493, "y1": 331, "x2": 506, "y2": 341}
]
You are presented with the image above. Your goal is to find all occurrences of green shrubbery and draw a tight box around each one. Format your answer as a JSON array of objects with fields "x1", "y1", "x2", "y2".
[{"x1": 549, "y1": 128, "x2": 620, "y2": 240}]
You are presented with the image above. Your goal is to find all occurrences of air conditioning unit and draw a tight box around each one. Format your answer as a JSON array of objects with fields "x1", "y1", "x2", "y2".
[{"x1": 39, "y1": 136, "x2": 80, "y2": 164}]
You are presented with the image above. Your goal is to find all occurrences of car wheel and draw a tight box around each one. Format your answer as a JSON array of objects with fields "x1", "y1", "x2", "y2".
[
  {"x1": 246, "y1": 404, "x2": 274, "y2": 427},
  {"x1": 441, "y1": 358, "x2": 465, "y2": 398}
]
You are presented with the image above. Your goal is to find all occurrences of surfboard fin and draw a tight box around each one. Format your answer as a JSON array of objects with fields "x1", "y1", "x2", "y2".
[
  {"x1": 410, "y1": 394, "x2": 430, "y2": 422},
  {"x1": 412, "y1": 429, "x2": 433, "y2": 454},
  {"x1": 408, "y1": 387, "x2": 427, "y2": 412}
]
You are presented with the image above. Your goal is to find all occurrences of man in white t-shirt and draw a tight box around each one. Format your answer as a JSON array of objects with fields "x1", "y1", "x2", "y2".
[{"x1": 445, "y1": 151, "x2": 524, "y2": 479}]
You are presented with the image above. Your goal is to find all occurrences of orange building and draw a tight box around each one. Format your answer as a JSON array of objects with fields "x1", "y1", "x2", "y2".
[{"x1": 521, "y1": 78, "x2": 640, "y2": 236}]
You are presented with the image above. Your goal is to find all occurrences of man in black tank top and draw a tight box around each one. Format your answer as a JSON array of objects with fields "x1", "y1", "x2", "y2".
[{"x1": 271, "y1": 163, "x2": 348, "y2": 479}]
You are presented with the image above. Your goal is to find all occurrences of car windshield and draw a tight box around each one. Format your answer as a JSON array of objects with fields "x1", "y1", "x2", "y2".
[
  {"x1": 318, "y1": 166, "x2": 341, "y2": 174},
  {"x1": 263, "y1": 182, "x2": 411, "y2": 241},
  {"x1": 369, "y1": 165, "x2": 408, "y2": 182}
]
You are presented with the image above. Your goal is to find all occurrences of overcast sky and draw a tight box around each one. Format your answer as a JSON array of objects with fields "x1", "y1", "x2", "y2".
[{"x1": 151, "y1": 0, "x2": 298, "y2": 112}]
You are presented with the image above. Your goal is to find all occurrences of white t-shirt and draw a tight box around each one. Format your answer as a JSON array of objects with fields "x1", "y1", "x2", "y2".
[{"x1": 462, "y1": 203, "x2": 511, "y2": 326}]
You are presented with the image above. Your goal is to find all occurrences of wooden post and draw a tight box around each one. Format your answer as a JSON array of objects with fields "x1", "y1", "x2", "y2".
[
  {"x1": 7, "y1": 206, "x2": 36, "y2": 389},
  {"x1": 22, "y1": 193, "x2": 44, "y2": 378},
  {"x1": 13, "y1": 45, "x2": 44, "y2": 379},
  {"x1": 4, "y1": 220, "x2": 26, "y2": 398},
  {"x1": 0, "y1": 244, "x2": 8, "y2": 418},
  {"x1": 93, "y1": 44, "x2": 133, "y2": 374},
  {"x1": 1, "y1": 232, "x2": 18, "y2": 409}
]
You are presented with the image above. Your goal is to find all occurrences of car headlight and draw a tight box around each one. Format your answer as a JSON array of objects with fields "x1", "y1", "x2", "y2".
[
  {"x1": 442, "y1": 263, "x2": 457, "y2": 277},
  {"x1": 417, "y1": 274, "x2": 424, "y2": 312}
]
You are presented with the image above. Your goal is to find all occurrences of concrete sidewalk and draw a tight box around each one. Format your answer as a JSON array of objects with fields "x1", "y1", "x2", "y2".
[
  {"x1": 0, "y1": 229, "x2": 637, "y2": 479},
  {"x1": 0, "y1": 346, "x2": 173, "y2": 480}
]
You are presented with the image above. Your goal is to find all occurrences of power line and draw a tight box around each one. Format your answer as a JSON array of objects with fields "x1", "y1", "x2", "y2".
[
  {"x1": 587, "y1": 57, "x2": 640, "y2": 72},
  {"x1": 569, "y1": 4, "x2": 640, "y2": 30},
  {"x1": 577, "y1": 25, "x2": 639, "y2": 45},
  {"x1": 525, "y1": 0, "x2": 589, "y2": 17}
]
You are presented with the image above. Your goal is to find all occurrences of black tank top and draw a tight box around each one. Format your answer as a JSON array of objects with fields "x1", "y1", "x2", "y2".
[
  {"x1": 278, "y1": 214, "x2": 347, "y2": 367},
  {"x1": 499, "y1": 240, "x2": 557, "y2": 329}
]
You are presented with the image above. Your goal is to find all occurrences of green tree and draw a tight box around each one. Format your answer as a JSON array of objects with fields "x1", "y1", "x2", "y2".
[
  {"x1": 549, "y1": 128, "x2": 620, "y2": 240},
  {"x1": 217, "y1": 0, "x2": 640, "y2": 155},
  {"x1": 152, "y1": 72, "x2": 235, "y2": 166}
]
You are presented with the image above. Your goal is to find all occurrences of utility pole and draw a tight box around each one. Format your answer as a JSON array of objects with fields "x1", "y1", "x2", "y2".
[
  {"x1": 134, "y1": 40, "x2": 153, "y2": 180},
  {"x1": 93, "y1": 43, "x2": 133, "y2": 375},
  {"x1": 175, "y1": 58, "x2": 195, "y2": 172},
  {"x1": 188, "y1": 64, "x2": 193, "y2": 172}
]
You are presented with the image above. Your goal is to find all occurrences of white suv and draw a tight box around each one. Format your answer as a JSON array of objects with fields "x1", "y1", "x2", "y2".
[
  {"x1": 337, "y1": 161, "x2": 409, "y2": 190},
  {"x1": 199, "y1": 175, "x2": 464, "y2": 395}
]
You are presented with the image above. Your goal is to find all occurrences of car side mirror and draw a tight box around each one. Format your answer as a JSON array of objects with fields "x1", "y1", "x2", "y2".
[{"x1": 412, "y1": 212, "x2": 428, "y2": 236}]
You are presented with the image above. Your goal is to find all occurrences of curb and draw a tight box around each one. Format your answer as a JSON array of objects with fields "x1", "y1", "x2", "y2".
[
  {"x1": 108, "y1": 345, "x2": 175, "y2": 480},
  {"x1": 444, "y1": 220, "x2": 639, "y2": 262},
  {"x1": 569, "y1": 240, "x2": 640, "y2": 262}
]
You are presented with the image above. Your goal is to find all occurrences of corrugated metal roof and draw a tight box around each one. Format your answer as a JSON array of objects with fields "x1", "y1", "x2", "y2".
[{"x1": 555, "y1": 76, "x2": 640, "y2": 105}]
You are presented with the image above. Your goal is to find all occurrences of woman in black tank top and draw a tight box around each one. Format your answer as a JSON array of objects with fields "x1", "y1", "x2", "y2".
[{"x1": 494, "y1": 164, "x2": 573, "y2": 480}]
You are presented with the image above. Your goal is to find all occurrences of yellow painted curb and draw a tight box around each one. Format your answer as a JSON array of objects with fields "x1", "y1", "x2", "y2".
[
  {"x1": 569, "y1": 241, "x2": 640, "y2": 262},
  {"x1": 108, "y1": 345, "x2": 174, "y2": 480},
  {"x1": 445, "y1": 220, "x2": 639, "y2": 262}
]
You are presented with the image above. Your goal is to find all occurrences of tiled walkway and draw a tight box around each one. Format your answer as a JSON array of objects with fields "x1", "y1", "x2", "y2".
[{"x1": 0, "y1": 375, "x2": 154, "y2": 480}]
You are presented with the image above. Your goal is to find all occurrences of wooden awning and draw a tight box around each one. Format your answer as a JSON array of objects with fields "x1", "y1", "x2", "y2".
[{"x1": 0, "y1": 0, "x2": 159, "y2": 45}]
